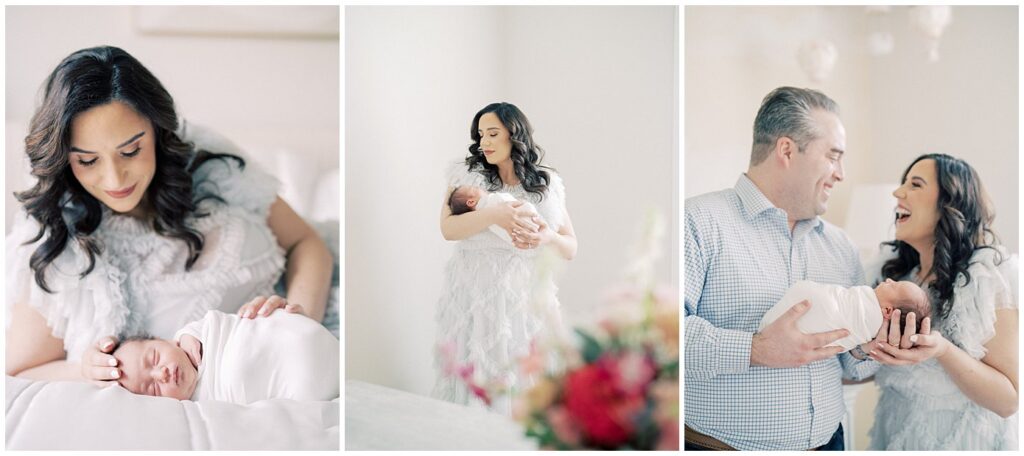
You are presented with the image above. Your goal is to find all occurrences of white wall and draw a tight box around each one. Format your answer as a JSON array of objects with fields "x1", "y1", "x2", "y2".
[
  {"x1": 685, "y1": 6, "x2": 1018, "y2": 252},
  {"x1": 5, "y1": 6, "x2": 340, "y2": 225},
  {"x1": 346, "y1": 6, "x2": 677, "y2": 396},
  {"x1": 685, "y1": 6, "x2": 1018, "y2": 450}
]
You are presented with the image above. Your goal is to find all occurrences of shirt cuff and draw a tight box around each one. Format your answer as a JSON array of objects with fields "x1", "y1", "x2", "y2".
[
  {"x1": 716, "y1": 327, "x2": 754, "y2": 376},
  {"x1": 839, "y1": 351, "x2": 880, "y2": 381}
]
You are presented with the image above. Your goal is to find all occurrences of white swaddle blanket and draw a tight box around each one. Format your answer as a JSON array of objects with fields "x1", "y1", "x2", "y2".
[
  {"x1": 476, "y1": 192, "x2": 542, "y2": 244},
  {"x1": 174, "y1": 310, "x2": 339, "y2": 404},
  {"x1": 758, "y1": 280, "x2": 882, "y2": 351}
]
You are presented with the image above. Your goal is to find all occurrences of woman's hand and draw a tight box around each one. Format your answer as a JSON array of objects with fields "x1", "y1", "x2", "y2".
[
  {"x1": 512, "y1": 218, "x2": 552, "y2": 250},
  {"x1": 489, "y1": 201, "x2": 539, "y2": 236},
  {"x1": 237, "y1": 295, "x2": 306, "y2": 319},
  {"x1": 868, "y1": 312, "x2": 951, "y2": 365},
  {"x1": 81, "y1": 335, "x2": 121, "y2": 383}
]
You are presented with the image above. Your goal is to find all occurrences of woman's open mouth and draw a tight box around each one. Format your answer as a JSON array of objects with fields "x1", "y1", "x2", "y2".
[
  {"x1": 895, "y1": 207, "x2": 911, "y2": 224},
  {"x1": 105, "y1": 184, "x2": 136, "y2": 199}
]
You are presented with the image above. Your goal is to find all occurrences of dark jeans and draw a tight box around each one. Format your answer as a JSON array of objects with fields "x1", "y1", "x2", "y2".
[{"x1": 684, "y1": 424, "x2": 844, "y2": 451}]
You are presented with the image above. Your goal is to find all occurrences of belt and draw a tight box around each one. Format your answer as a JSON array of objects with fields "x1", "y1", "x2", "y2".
[{"x1": 684, "y1": 426, "x2": 827, "y2": 451}]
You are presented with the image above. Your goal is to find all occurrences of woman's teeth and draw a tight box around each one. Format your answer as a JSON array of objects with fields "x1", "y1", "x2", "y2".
[{"x1": 895, "y1": 207, "x2": 911, "y2": 222}]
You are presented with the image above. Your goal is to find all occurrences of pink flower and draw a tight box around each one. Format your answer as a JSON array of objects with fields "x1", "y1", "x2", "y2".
[
  {"x1": 615, "y1": 352, "x2": 656, "y2": 396},
  {"x1": 469, "y1": 383, "x2": 492, "y2": 406},
  {"x1": 546, "y1": 406, "x2": 582, "y2": 446},
  {"x1": 518, "y1": 341, "x2": 546, "y2": 377}
]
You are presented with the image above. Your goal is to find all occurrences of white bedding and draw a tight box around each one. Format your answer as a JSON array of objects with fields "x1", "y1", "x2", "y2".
[{"x1": 5, "y1": 375, "x2": 338, "y2": 450}]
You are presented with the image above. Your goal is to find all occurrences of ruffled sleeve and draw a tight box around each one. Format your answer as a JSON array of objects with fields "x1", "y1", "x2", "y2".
[
  {"x1": 540, "y1": 170, "x2": 566, "y2": 230},
  {"x1": 184, "y1": 122, "x2": 280, "y2": 220},
  {"x1": 444, "y1": 160, "x2": 486, "y2": 189},
  {"x1": 943, "y1": 246, "x2": 1016, "y2": 359},
  {"x1": 5, "y1": 211, "x2": 130, "y2": 362}
]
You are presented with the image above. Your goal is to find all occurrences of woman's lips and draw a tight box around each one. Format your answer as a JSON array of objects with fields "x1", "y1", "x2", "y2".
[
  {"x1": 105, "y1": 184, "x2": 136, "y2": 199},
  {"x1": 483, "y1": 149, "x2": 495, "y2": 155}
]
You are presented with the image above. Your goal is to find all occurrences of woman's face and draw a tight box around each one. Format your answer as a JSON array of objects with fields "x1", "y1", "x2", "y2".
[
  {"x1": 68, "y1": 101, "x2": 156, "y2": 217},
  {"x1": 892, "y1": 158, "x2": 941, "y2": 248},
  {"x1": 477, "y1": 112, "x2": 513, "y2": 166}
]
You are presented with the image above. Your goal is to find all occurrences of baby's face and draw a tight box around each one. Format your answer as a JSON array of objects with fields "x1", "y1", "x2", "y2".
[
  {"x1": 874, "y1": 278, "x2": 926, "y2": 317},
  {"x1": 114, "y1": 339, "x2": 199, "y2": 400},
  {"x1": 458, "y1": 186, "x2": 486, "y2": 209}
]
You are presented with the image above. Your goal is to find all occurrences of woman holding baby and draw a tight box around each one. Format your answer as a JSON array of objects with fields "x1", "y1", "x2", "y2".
[
  {"x1": 5, "y1": 47, "x2": 333, "y2": 384},
  {"x1": 864, "y1": 154, "x2": 1017, "y2": 450},
  {"x1": 432, "y1": 102, "x2": 577, "y2": 414}
]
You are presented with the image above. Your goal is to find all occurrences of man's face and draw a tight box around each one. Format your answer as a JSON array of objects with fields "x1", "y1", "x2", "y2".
[
  {"x1": 787, "y1": 109, "x2": 846, "y2": 220},
  {"x1": 114, "y1": 339, "x2": 199, "y2": 400}
]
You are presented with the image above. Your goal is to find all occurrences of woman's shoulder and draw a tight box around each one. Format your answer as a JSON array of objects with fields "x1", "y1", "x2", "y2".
[
  {"x1": 186, "y1": 129, "x2": 280, "y2": 219},
  {"x1": 961, "y1": 245, "x2": 1017, "y2": 309}
]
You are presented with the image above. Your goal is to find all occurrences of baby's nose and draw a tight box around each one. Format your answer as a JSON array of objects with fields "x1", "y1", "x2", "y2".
[{"x1": 153, "y1": 365, "x2": 169, "y2": 382}]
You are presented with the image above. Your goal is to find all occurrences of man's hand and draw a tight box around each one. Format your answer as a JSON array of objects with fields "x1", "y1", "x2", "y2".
[{"x1": 751, "y1": 300, "x2": 850, "y2": 368}]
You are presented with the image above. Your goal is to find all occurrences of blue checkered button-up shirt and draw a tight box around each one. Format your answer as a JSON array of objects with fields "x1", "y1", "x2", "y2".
[{"x1": 684, "y1": 174, "x2": 880, "y2": 451}]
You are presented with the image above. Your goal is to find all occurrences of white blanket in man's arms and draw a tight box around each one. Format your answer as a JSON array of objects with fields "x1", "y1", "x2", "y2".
[{"x1": 175, "y1": 310, "x2": 339, "y2": 404}]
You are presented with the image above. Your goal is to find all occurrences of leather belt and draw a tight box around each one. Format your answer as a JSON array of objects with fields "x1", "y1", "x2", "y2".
[{"x1": 684, "y1": 426, "x2": 826, "y2": 451}]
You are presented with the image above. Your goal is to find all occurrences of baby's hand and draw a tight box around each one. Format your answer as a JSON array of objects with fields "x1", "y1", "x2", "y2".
[{"x1": 178, "y1": 335, "x2": 203, "y2": 369}]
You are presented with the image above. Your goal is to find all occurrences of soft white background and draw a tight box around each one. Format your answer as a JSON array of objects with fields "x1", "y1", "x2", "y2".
[
  {"x1": 685, "y1": 6, "x2": 1017, "y2": 450},
  {"x1": 5, "y1": 6, "x2": 340, "y2": 226},
  {"x1": 346, "y1": 6, "x2": 678, "y2": 397}
]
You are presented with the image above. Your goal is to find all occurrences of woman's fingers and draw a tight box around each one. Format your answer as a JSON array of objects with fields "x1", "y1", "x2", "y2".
[
  {"x1": 90, "y1": 348, "x2": 119, "y2": 369},
  {"x1": 87, "y1": 363, "x2": 121, "y2": 381},
  {"x1": 240, "y1": 295, "x2": 288, "y2": 318},
  {"x1": 869, "y1": 345, "x2": 909, "y2": 365},
  {"x1": 258, "y1": 295, "x2": 286, "y2": 317},
  {"x1": 284, "y1": 303, "x2": 305, "y2": 315},
  {"x1": 900, "y1": 312, "x2": 917, "y2": 349},
  {"x1": 920, "y1": 317, "x2": 932, "y2": 335},
  {"x1": 887, "y1": 309, "x2": 902, "y2": 346},
  {"x1": 96, "y1": 335, "x2": 118, "y2": 354}
]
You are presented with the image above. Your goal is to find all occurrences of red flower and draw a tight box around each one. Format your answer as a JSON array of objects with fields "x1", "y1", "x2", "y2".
[{"x1": 562, "y1": 353, "x2": 654, "y2": 448}]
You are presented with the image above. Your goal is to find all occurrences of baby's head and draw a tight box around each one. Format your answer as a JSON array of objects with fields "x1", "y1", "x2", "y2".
[
  {"x1": 873, "y1": 279, "x2": 932, "y2": 333},
  {"x1": 113, "y1": 336, "x2": 199, "y2": 400},
  {"x1": 448, "y1": 185, "x2": 486, "y2": 215}
]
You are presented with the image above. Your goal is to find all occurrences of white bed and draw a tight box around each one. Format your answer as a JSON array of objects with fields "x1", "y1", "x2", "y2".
[{"x1": 6, "y1": 375, "x2": 338, "y2": 450}]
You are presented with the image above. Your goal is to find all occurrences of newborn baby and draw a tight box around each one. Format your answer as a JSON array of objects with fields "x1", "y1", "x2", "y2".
[
  {"x1": 447, "y1": 185, "x2": 544, "y2": 243},
  {"x1": 113, "y1": 310, "x2": 339, "y2": 404},
  {"x1": 758, "y1": 278, "x2": 931, "y2": 351}
]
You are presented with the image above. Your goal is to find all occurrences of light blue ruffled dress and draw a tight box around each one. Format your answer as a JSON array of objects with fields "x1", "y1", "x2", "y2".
[{"x1": 868, "y1": 246, "x2": 1018, "y2": 450}]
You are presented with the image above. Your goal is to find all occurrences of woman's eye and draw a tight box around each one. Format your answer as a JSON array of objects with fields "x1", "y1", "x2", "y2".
[
  {"x1": 911, "y1": 182, "x2": 921, "y2": 188},
  {"x1": 77, "y1": 158, "x2": 97, "y2": 167},
  {"x1": 122, "y1": 147, "x2": 141, "y2": 158}
]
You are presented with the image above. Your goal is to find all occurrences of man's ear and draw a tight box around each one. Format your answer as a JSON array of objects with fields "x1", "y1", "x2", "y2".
[{"x1": 775, "y1": 136, "x2": 797, "y2": 167}]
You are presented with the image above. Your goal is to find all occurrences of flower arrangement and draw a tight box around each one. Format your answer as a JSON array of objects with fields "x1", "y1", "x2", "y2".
[
  {"x1": 514, "y1": 209, "x2": 678, "y2": 450},
  {"x1": 438, "y1": 209, "x2": 678, "y2": 450}
]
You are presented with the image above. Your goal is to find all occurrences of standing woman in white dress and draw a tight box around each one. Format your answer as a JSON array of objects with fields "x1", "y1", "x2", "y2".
[
  {"x1": 5, "y1": 46, "x2": 333, "y2": 383},
  {"x1": 864, "y1": 154, "x2": 1017, "y2": 450},
  {"x1": 433, "y1": 102, "x2": 577, "y2": 414}
]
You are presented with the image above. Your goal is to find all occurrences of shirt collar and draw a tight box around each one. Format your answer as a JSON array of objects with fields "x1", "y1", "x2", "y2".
[{"x1": 734, "y1": 173, "x2": 824, "y2": 232}]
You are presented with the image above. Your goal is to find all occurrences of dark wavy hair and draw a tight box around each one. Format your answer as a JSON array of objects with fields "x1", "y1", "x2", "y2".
[
  {"x1": 464, "y1": 102, "x2": 551, "y2": 200},
  {"x1": 880, "y1": 153, "x2": 1001, "y2": 322},
  {"x1": 14, "y1": 46, "x2": 243, "y2": 293}
]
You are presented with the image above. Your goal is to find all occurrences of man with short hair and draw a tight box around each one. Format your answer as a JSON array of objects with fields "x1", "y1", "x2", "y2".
[{"x1": 684, "y1": 87, "x2": 880, "y2": 451}]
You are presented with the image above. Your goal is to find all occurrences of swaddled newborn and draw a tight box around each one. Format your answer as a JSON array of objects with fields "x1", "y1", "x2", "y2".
[
  {"x1": 758, "y1": 278, "x2": 931, "y2": 351},
  {"x1": 447, "y1": 185, "x2": 544, "y2": 243},
  {"x1": 113, "y1": 310, "x2": 339, "y2": 404}
]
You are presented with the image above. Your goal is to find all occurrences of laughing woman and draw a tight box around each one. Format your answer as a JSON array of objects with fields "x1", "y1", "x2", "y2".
[
  {"x1": 865, "y1": 154, "x2": 1018, "y2": 450},
  {"x1": 6, "y1": 46, "x2": 332, "y2": 383},
  {"x1": 432, "y1": 102, "x2": 577, "y2": 414}
]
